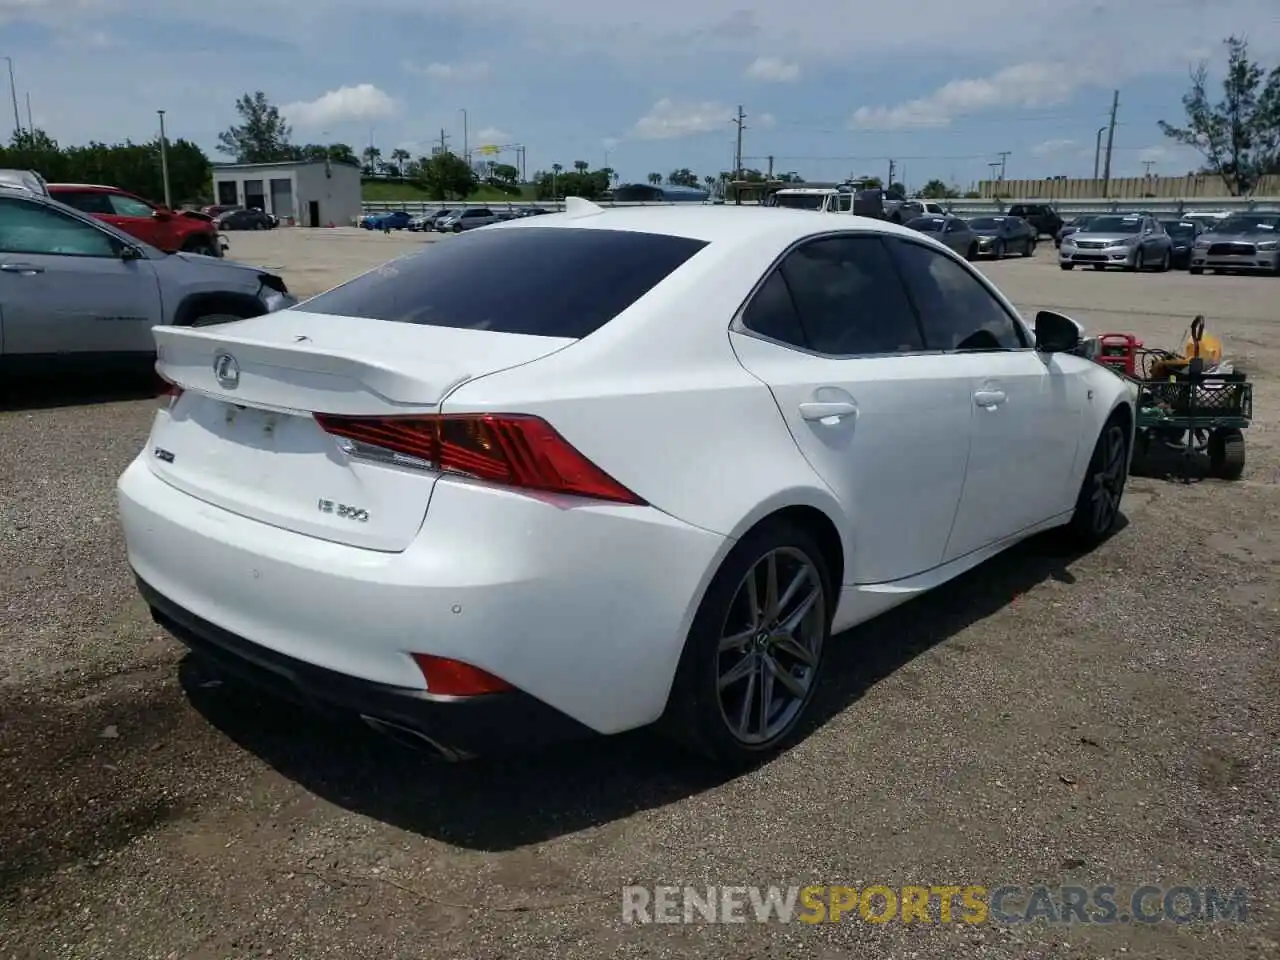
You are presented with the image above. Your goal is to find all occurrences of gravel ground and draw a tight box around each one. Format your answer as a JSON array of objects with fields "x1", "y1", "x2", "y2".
[{"x1": 1, "y1": 231, "x2": 1278, "y2": 959}]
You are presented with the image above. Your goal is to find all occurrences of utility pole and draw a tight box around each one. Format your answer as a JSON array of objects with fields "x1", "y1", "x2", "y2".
[
  {"x1": 887, "y1": 159, "x2": 896, "y2": 189},
  {"x1": 732, "y1": 105, "x2": 746, "y2": 178},
  {"x1": 1102, "y1": 89, "x2": 1119, "y2": 197},
  {"x1": 157, "y1": 110, "x2": 172, "y2": 210},
  {"x1": 997, "y1": 150, "x2": 1011, "y2": 181},
  {"x1": 2, "y1": 57, "x2": 20, "y2": 137},
  {"x1": 1142, "y1": 160, "x2": 1155, "y2": 177},
  {"x1": 459, "y1": 108, "x2": 469, "y2": 166},
  {"x1": 1093, "y1": 125, "x2": 1107, "y2": 180},
  {"x1": 767, "y1": 155, "x2": 774, "y2": 178},
  {"x1": 24, "y1": 91, "x2": 31, "y2": 133},
  {"x1": 438, "y1": 128, "x2": 449, "y2": 154}
]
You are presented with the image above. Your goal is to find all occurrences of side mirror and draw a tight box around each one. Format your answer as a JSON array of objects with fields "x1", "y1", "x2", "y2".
[
  {"x1": 119, "y1": 243, "x2": 143, "y2": 261},
  {"x1": 153, "y1": 209, "x2": 172, "y2": 221},
  {"x1": 1035, "y1": 310, "x2": 1082, "y2": 353}
]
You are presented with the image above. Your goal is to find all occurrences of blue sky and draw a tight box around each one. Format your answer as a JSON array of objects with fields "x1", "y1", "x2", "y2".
[{"x1": 3, "y1": 0, "x2": 1278, "y2": 190}]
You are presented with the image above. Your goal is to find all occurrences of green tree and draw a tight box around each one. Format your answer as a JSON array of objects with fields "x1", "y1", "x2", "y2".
[
  {"x1": 889, "y1": 181, "x2": 906, "y2": 195},
  {"x1": 217, "y1": 91, "x2": 293, "y2": 163},
  {"x1": 667, "y1": 167, "x2": 698, "y2": 187},
  {"x1": 1159, "y1": 35, "x2": 1280, "y2": 195},
  {"x1": 491, "y1": 162, "x2": 520, "y2": 184},
  {"x1": 0, "y1": 129, "x2": 212, "y2": 205},
  {"x1": 390, "y1": 148, "x2": 411, "y2": 177},
  {"x1": 361, "y1": 145, "x2": 382, "y2": 176},
  {"x1": 415, "y1": 150, "x2": 477, "y2": 200},
  {"x1": 646, "y1": 172, "x2": 662, "y2": 185},
  {"x1": 919, "y1": 178, "x2": 958, "y2": 199},
  {"x1": 573, "y1": 160, "x2": 589, "y2": 174}
]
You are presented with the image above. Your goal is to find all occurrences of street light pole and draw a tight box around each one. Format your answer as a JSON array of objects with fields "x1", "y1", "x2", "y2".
[
  {"x1": 157, "y1": 110, "x2": 172, "y2": 210},
  {"x1": 1093, "y1": 126, "x2": 1107, "y2": 180},
  {"x1": 2, "y1": 57, "x2": 21, "y2": 138},
  {"x1": 459, "y1": 108, "x2": 469, "y2": 165}
]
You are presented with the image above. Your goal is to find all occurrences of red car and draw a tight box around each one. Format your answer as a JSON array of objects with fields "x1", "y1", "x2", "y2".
[{"x1": 47, "y1": 183, "x2": 225, "y2": 257}]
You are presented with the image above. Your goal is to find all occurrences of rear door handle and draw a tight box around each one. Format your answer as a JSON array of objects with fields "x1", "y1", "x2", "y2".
[
  {"x1": 974, "y1": 389, "x2": 1007, "y2": 408},
  {"x1": 0, "y1": 262, "x2": 44, "y2": 274},
  {"x1": 799, "y1": 400, "x2": 858, "y2": 423}
]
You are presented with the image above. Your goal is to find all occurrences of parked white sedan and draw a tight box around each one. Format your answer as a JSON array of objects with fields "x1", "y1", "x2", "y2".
[{"x1": 117, "y1": 200, "x2": 1135, "y2": 767}]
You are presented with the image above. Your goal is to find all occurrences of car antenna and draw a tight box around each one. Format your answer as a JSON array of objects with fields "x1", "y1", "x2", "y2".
[{"x1": 563, "y1": 196, "x2": 605, "y2": 219}]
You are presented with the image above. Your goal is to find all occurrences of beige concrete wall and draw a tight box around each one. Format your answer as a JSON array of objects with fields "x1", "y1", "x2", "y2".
[{"x1": 978, "y1": 174, "x2": 1280, "y2": 200}]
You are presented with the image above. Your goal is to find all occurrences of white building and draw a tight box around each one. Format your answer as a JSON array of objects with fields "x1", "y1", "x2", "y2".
[{"x1": 210, "y1": 159, "x2": 362, "y2": 226}]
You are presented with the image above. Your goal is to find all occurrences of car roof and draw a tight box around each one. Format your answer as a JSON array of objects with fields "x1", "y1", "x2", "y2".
[
  {"x1": 494, "y1": 201, "x2": 932, "y2": 247},
  {"x1": 47, "y1": 183, "x2": 124, "y2": 192}
]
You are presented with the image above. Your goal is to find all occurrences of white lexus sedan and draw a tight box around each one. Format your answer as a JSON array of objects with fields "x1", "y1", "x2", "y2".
[{"x1": 117, "y1": 199, "x2": 1135, "y2": 767}]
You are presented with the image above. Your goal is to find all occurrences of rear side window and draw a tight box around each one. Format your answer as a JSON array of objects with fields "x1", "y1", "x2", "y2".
[
  {"x1": 298, "y1": 226, "x2": 708, "y2": 339},
  {"x1": 53, "y1": 190, "x2": 114, "y2": 215}
]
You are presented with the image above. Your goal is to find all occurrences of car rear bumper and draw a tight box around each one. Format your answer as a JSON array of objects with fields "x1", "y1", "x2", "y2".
[
  {"x1": 117, "y1": 454, "x2": 728, "y2": 740},
  {"x1": 137, "y1": 576, "x2": 591, "y2": 758}
]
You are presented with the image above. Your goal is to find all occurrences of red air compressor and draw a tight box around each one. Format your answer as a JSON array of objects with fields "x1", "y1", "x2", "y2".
[{"x1": 1095, "y1": 333, "x2": 1143, "y2": 377}]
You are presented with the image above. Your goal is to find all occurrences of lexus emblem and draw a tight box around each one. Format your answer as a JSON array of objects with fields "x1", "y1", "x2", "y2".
[{"x1": 213, "y1": 353, "x2": 240, "y2": 389}]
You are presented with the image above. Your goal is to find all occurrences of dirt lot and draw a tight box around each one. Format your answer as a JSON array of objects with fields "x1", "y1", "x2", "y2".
[{"x1": 2, "y1": 227, "x2": 1278, "y2": 959}]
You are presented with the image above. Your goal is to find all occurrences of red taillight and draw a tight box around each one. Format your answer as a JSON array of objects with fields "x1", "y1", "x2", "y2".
[
  {"x1": 412, "y1": 654, "x2": 513, "y2": 696},
  {"x1": 313, "y1": 412, "x2": 646, "y2": 505},
  {"x1": 156, "y1": 375, "x2": 183, "y2": 409}
]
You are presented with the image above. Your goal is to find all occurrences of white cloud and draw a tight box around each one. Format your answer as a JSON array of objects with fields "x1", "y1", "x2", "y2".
[
  {"x1": 745, "y1": 56, "x2": 799, "y2": 82},
  {"x1": 851, "y1": 62, "x2": 1073, "y2": 130},
  {"x1": 283, "y1": 84, "x2": 398, "y2": 128},
  {"x1": 404, "y1": 60, "x2": 491, "y2": 82},
  {"x1": 756, "y1": 112, "x2": 776, "y2": 128},
  {"x1": 473, "y1": 126, "x2": 511, "y2": 144},
  {"x1": 602, "y1": 137, "x2": 620, "y2": 149},
  {"x1": 631, "y1": 98, "x2": 734, "y2": 140},
  {"x1": 1030, "y1": 138, "x2": 1076, "y2": 157}
]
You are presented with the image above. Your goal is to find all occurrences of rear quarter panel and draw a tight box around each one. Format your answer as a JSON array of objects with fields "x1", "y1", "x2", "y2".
[{"x1": 438, "y1": 238, "x2": 847, "y2": 558}]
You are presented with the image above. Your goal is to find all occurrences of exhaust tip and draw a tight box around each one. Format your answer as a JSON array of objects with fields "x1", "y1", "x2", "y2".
[{"x1": 359, "y1": 715, "x2": 471, "y2": 762}]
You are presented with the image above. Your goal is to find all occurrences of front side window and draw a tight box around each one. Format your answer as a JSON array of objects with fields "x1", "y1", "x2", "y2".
[
  {"x1": 0, "y1": 197, "x2": 118, "y2": 257},
  {"x1": 887, "y1": 238, "x2": 1025, "y2": 352},
  {"x1": 108, "y1": 193, "x2": 156, "y2": 217},
  {"x1": 52, "y1": 191, "x2": 114, "y2": 215},
  {"x1": 775, "y1": 235, "x2": 924, "y2": 356}
]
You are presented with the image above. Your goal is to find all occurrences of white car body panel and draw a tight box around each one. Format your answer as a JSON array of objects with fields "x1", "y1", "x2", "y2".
[{"x1": 117, "y1": 204, "x2": 1136, "y2": 742}]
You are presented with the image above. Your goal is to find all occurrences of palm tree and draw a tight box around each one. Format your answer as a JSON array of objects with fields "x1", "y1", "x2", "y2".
[
  {"x1": 573, "y1": 160, "x2": 589, "y2": 174},
  {"x1": 391, "y1": 148, "x2": 410, "y2": 177},
  {"x1": 647, "y1": 172, "x2": 662, "y2": 185},
  {"x1": 361, "y1": 145, "x2": 381, "y2": 176}
]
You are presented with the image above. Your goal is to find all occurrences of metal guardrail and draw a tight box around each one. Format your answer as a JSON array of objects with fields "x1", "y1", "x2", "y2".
[{"x1": 360, "y1": 195, "x2": 1280, "y2": 220}]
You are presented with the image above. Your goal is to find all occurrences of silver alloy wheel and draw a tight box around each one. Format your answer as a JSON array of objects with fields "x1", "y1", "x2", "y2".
[
  {"x1": 1090, "y1": 425, "x2": 1128, "y2": 534},
  {"x1": 716, "y1": 547, "x2": 825, "y2": 745}
]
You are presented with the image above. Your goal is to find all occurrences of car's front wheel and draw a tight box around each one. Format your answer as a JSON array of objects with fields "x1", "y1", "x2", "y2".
[
  {"x1": 663, "y1": 520, "x2": 831, "y2": 767},
  {"x1": 1066, "y1": 416, "x2": 1130, "y2": 547}
]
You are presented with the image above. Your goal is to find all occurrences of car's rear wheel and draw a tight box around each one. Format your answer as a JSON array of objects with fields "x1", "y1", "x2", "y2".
[
  {"x1": 1060, "y1": 262, "x2": 1074, "y2": 270},
  {"x1": 1189, "y1": 266, "x2": 1204, "y2": 275},
  {"x1": 1066, "y1": 416, "x2": 1129, "y2": 547},
  {"x1": 994, "y1": 239, "x2": 1006, "y2": 259},
  {"x1": 1023, "y1": 238, "x2": 1036, "y2": 256},
  {"x1": 663, "y1": 520, "x2": 831, "y2": 768},
  {"x1": 1156, "y1": 248, "x2": 1171, "y2": 272}
]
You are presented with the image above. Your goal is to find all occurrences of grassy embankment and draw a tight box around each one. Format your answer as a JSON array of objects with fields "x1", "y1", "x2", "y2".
[{"x1": 361, "y1": 179, "x2": 539, "y2": 204}]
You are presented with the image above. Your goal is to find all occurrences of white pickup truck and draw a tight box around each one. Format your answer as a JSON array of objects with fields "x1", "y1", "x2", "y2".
[{"x1": 769, "y1": 186, "x2": 946, "y2": 222}]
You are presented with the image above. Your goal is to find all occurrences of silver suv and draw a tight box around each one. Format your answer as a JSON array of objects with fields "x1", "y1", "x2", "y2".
[
  {"x1": 0, "y1": 188, "x2": 296, "y2": 377},
  {"x1": 436, "y1": 207, "x2": 501, "y2": 232}
]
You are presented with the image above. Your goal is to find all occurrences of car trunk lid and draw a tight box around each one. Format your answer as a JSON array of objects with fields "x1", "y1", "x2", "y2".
[{"x1": 147, "y1": 311, "x2": 574, "y2": 551}]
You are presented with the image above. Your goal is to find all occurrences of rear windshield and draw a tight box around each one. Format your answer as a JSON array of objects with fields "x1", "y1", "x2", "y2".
[
  {"x1": 297, "y1": 226, "x2": 709, "y2": 339},
  {"x1": 969, "y1": 217, "x2": 1003, "y2": 230},
  {"x1": 906, "y1": 217, "x2": 945, "y2": 231}
]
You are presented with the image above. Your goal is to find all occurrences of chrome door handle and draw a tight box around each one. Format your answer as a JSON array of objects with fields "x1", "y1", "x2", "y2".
[
  {"x1": 799, "y1": 400, "x2": 858, "y2": 422},
  {"x1": 0, "y1": 262, "x2": 44, "y2": 274},
  {"x1": 974, "y1": 389, "x2": 1006, "y2": 408}
]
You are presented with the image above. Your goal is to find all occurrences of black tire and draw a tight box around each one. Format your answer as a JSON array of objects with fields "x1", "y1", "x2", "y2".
[
  {"x1": 1060, "y1": 263, "x2": 1074, "y2": 270},
  {"x1": 661, "y1": 519, "x2": 832, "y2": 768},
  {"x1": 1129, "y1": 248, "x2": 1144, "y2": 272},
  {"x1": 1025, "y1": 238, "x2": 1036, "y2": 256},
  {"x1": 1066, "y1": 416, "x2": 1130, "y2": 548},
  {"x1": 1189, "y1": 266, "x2": 1204, "y2": 275},
  {"x1": 994, "y1": 239, "x2": 1006, "y2": 259},
  {"x1": 1208, "y1": 428, "x2": 1245, "y2": 480},
  {"x1": 452, "y1": 223, "x2": 462, "y2": 233},
  {"x1": 1156, "y1": 249, "x2": 1171, "y2": 272},
  {"x1": 183, "y1": 238, "x2": 219, "y2": 257},
  {"x1": 966, "y1": 243, "x2": 978, "y2": 261}
]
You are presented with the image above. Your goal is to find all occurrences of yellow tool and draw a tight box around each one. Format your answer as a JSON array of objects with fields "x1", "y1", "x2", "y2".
[{"x1": 1147, "y1": 315, "x2": 1221, "y2": 379}]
